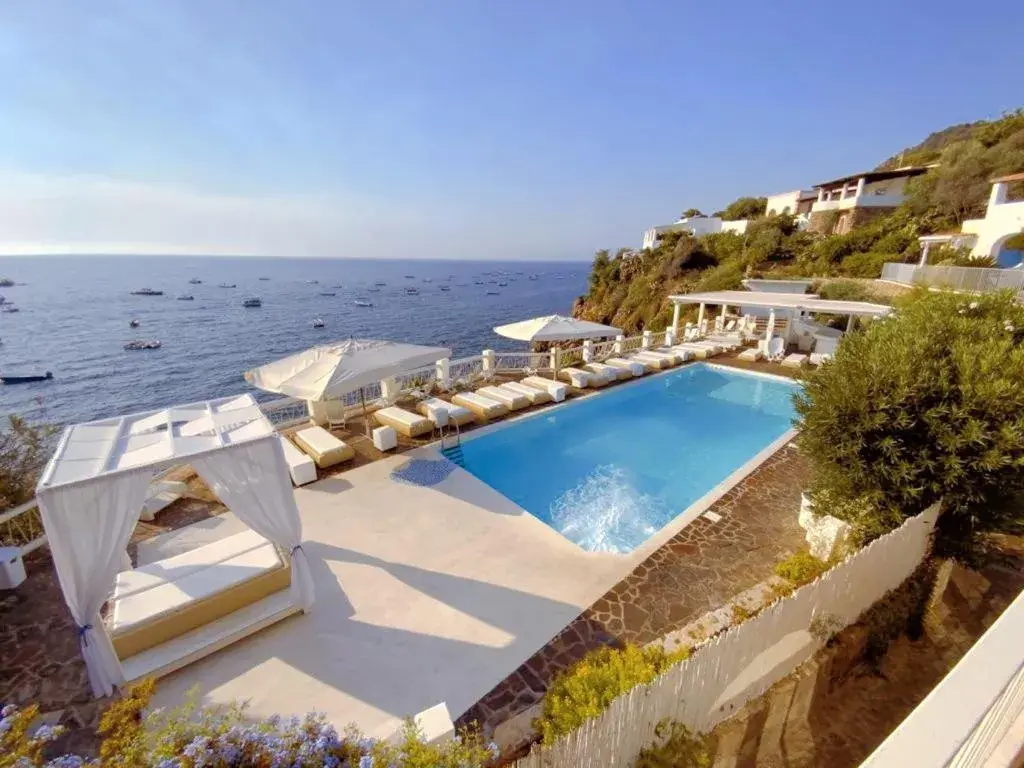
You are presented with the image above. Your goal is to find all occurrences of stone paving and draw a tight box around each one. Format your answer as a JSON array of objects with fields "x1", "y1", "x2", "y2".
[{"x1": 456, "y1": 442, "x2": 810, "y2": 736}]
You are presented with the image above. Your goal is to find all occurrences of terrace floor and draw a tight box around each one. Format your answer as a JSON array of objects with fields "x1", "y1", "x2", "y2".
[{"x1": 0, "y1": 354, "x2": 809, "y2": 755}]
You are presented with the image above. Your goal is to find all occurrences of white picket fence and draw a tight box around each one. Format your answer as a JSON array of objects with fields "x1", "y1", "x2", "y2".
[{"x1": 513, "y1": 505, "x2": 939, "y2": 768}]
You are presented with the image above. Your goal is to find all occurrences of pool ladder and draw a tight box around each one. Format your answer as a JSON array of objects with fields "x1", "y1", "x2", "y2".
[{"x1": 439, "y1": 420, "x2": 464, "y2": 465}]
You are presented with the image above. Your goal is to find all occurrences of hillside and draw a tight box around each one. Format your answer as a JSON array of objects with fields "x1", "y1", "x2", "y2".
[{"x1": 575, "y1": 109, "x2": 1024, "y2": 333}]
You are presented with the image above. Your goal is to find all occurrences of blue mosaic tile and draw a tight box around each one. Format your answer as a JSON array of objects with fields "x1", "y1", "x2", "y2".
[{"x1": 390, "y1": 457, "x2": 458, "y2": 487}]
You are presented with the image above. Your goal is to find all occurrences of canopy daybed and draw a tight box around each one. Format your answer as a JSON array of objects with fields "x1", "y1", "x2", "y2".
[{"x1": 35, "y1": 394, "x2": 316, "y2": 698}]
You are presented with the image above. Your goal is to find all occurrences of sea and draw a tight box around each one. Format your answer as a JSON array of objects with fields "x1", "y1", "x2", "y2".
[{"x1": 0, "y1": 256, "x2": 589, "y2": 427}]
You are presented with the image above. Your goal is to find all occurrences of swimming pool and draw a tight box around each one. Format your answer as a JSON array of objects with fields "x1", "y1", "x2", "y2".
[{"x1": 446, "y1": 364, "x2": 799, "y2": 554}]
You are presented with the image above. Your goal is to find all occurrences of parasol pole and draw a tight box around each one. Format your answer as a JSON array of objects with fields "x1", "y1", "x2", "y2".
[{"x1": 360, "y1": 386, "x2": 371, "y2": 436}]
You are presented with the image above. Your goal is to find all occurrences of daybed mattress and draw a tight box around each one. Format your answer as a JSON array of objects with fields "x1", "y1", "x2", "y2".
[
  {"x1": 452, "y1": 392, "x2": 507, "y2": 420},
  {"x1": 499, "y1": 381, "x2": 553, "y2": 405},
  {"x1": 294, "y1": 426, "x2": 355, "y2": 468},
  {"x1": 375, "y1": 406, "x2": 434, "y2": 437},
  {"x1": 476, "y1": 385, "x2": 530, "y2": 411},
  {"x1": 520, "y1": 377, "x2": 567, "y2": 402},
  {"x1": 109, "y1": 530, "x2": 289, "y2": 659},
  {"x1": 417, "y1": 398, "x2": 475, "y2": 427}
]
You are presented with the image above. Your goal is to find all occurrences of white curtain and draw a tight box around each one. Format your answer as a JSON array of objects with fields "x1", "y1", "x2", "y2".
[
  {"x1": 192, "y1": 437, "x2": 315, "y2": 610},
  {"x1": 37, "y1": 470, "x2": 152, "y2": 697}
]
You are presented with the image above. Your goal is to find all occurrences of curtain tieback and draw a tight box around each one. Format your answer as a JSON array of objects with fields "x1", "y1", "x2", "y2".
[{"x1": 76, "y1": 624, "x2": 93, "y2": 646}]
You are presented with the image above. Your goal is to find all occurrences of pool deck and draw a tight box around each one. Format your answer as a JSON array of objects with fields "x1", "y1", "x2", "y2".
[{"x1": 0, "y1": 354, "x2": 808, "y2": 754}]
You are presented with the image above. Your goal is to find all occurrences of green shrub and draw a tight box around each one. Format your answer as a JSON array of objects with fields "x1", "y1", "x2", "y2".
[
  {"x1": 814, "y1": 279, "x2": 871, "y2": 303},
  {"x1": 536, "y1": 644, "x2": 689, "y2": 744},
  {"x1": 774, "y1": 551, "x2": 828, "y2": 586},
  {"x1": 795, "y1": 289, "x2": 1024, "y2": 557},
  {"x1": 635, "y1": 719, "x2": 712, "y2": 768},
  {"x1": 837, "y1": 251, "x2": 893, "y2": 278}
]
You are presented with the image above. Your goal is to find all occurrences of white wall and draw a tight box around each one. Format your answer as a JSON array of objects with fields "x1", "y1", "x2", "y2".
[
  {"x1": 721, "y1": 219, "x2": 748, "y2": 235},
  {"x1": 514, "y1": 506, "x2": 938, "y2": 768},
  {"x1": 965, "y1": 182, "x2": 1024, "y2": 257},
  {"x1": 642, "y1": 217, "x2": 748, "y2": 249}
]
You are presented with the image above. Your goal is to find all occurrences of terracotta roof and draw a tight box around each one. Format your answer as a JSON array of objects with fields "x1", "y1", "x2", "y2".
[
  {"x1": 991, "y1": 171, "x2": 1024, "y2": 183},
  {"x1": 813, "y1": 166, "x2": 930, "y2": 189}
]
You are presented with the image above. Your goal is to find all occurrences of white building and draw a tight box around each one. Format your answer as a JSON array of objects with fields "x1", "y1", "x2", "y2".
[
  {"x1": 917, "y1": 173, "x2": 1024, "y2": 265},
  {"x1": 641, "y1": 216, "x2": 748, "y2": 250},
  {"x1": 765, "y1": 189, "x2": 817, "y2": 217},
  {"x1": 808, "y1": 166, "x2": 930, "y2": 234}
]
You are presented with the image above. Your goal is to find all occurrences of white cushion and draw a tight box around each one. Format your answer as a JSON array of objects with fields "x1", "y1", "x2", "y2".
[
  {"x1": 373, "y1": 426, "x2": 398, "y2": 451},
  {"x1": 111, "y1": 531, "x2": 280, "y2": 632},
  {"x1": 376, "y1": 406, "x2": 421, "y2": 427},
  {"x1": 521, "y1": 376, "x2": 566, "y2": 402},
  {"x1": 278, "y1": 435, "x2": 316, "y2": 486}
]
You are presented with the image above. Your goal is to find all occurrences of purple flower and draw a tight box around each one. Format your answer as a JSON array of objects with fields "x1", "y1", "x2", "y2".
[
  {"x1": 33, "y1": 724, "x2": 65, "y2": 742},
  {"x1": 0, "y1": 716, "x2": 13, "y2": 736},
  {"x1": 358, "y1": 756, "x2": 374, "y2": 768},
  {"x1": 1, "y1": 704, "x2": 17, "y2": 717},
  {"x1": 44, "y1": 757, "x2": 84, "y2": 768},
  {"x1": 155, "y1": 760, "x2": 179, "y2": 768}
]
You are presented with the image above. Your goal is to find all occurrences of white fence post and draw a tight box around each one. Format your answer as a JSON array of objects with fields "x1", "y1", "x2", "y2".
[
  {"x1": 664, "y1": 328, "x2": 675, "y2": 346},
  {"x1": 582, "y1": 339, "x2": 594, "y2": 363},
  {"x1": 481, "y1": 349, "x2": 495, "y2": 373},
  {"x1": 614, "y1": 334, "x2": 625, "y2": 355},
  {"x1": 642, "y1": 330, "x2": 653, "y2": 350},
  {"x1": 550, "y1": 348, "x2": 560, "y2": 371},
  {"x1": 380, "y1": 376, "x2": 400, "y2": 403},
  {"x1": 436, "y1": 358, "x2": 450, "y2": 389}
]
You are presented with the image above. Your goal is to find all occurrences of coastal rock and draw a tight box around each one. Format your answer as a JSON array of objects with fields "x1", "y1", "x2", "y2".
[{"x1": 798, "y1": 493, "x2": 851, "y2": 561}]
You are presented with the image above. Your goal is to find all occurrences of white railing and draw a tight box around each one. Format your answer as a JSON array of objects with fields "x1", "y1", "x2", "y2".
[
  {"x1": 557, "y1": 345, "x2": 585, "y2": 368},
  {"x1": 448, "y1": 355, "x2": 484, "y2": 386},
  {"x1": 621, "y1": 334, "x2": 645, "y2": 352},
  {"x1": 494, "y1": 352, "x2": 546, "y2": 372},
  {"x1": 882, "y1": 262, "x2": 1024, "y2": 293},
  {"x1": 0, "y1": 498, "x2": 47, "y2": 555},
  {"x1": 394, "y1": 364, "x2": 438, "y2": 393},
  {"x1": 514, "y1": 505, "x2": 938, "y2": 768},
  {"x1": 259, "y1": 396, "x2": 312, "y2": 428},
  {"x1": 592, "y1": 340, "x2": 617, "y2": 361},
  {"x1": 862, "y1": 587, "x2": 1024, "y2": 768},
  {"x1": 339, "y1": 381, "x2": 383, "y2": 407}
]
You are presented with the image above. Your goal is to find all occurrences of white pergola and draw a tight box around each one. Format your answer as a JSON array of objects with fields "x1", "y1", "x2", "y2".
[
  {"x1": 35, "y1": 394, "x2": 314, "y2": 698},
  {"x1": 668, "y1": 289, "x2": 893, "y2": 340}
]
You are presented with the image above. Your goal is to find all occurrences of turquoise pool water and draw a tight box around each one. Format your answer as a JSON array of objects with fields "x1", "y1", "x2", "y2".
[{"x1": 447, "y1": 364, "x2": 799, "y2": 553}]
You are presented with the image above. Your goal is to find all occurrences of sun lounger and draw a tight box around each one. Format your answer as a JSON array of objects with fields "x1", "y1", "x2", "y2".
[
  {"x1": 558, "y1": 367, "x2": 605, "y2": 387},
  {"x1": 671, "y1": 343, "x2": 717, "y2": 360},
  {"x1": 605, "y1": 357, "x2": 648, "y2": 376},
  {"x1": 585, "y1": 362, "x2": 632, "y2": 381},
  {"x1": 704, "y1": 335, "x2": 742, "y2": 351},
  {"x1": 520, "y1": 376, "x2": 567, "y2": 402},
  {"x1": 500, "y1": 381, "x2": 553, "y2": 405},
  {"x1": 278, "y1": 435, "x2": 317, "y2": 486},
  {"x1": 656, "y1": 347, "x2": 696, "y2": 363},
  {"x1": 625, "y1": 352, "x2": 669, "y2": 370},
  {"x1": 477, "y1": 385, "x2": 530, "y2": 411},
  {"x1": 452, "y1": 391, "x2": 508, "y2": 421},
  {"x1": 634, "y1": 350, "x2": 682, "y2": 367},
  {"x1": 293, "y1": 426, "x2": 355, "y2": 468},
  {"x1": 417, "y1": 397, "x2": 474, "y2": 427},
  {"x1": 782, "y1": 353, "x2": 809, "y2": 369},
  {"x1": 738, "y1": 348, "x2": 764, "y2": 362},
  {"x1": 375, "y1": 406, "x2": 434, "y2": 437}
]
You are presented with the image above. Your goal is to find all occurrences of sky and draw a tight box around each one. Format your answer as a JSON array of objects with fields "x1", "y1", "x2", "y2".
[{"x1": 0, "y1": 1, "x2": 1021, "y2": 261}]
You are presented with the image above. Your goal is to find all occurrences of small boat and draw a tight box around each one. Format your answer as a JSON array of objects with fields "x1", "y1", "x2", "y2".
[
  {"x1": 242, "y1": 297, "x2": 262, "y2": 307},
  {"x1": 319, "y1": 291, "x2": 336, "y2": 296},
  {"x1": 0, "y1": 278, "x2": 13, "y2": 287},
  {"x1": 0, "y1": 295, "x2": 6, "y2": 304},
  {"x1": 129, "y1": 319, "x2": 140, "y2": 328},
  {"x1": 188, "y1": 278, "x2": 202, "y2": 284},
  {"x1": 422, "y1": 278, "x2": 432, "y2": 283},
  {"x1": 528, "y1": 274, "x2": 539, "y2": 280},
  {"x1": 439, "y1": 285, "x2": 451, "y2": 292},
  {"x1": 374, "y1": 281, "x2": 387, "y2": 286},
  {"x1": 1, "y1": 372, "x2": 53, "y2": 384},
  {"x1": 123, "y1": 340, "x2": 161, "y2": 351},
  {"x1": 177, "y1": 294, "x2": 194, "y2": 301},
  {"x1": 486, "y1": 290, "x2": 500, "y2": 295},
  {"x1": 130, "y1": 288, "x2": 163, "y2": 296},
  {"x1": 258, "y1": 277, "x2": 270, "y2": 281},
  {"x1": 331, "y1": 283, "x2": 343, "y2": 289},
  {"x1": 312, "y1": 318, "x2": 325, "y2": 328},
  {"x1": 404, "y1": 275, "x2": 415, "y2": 279},
  {"x1": 367, "y1": 287, "x2": 381, "y2": 293},
  {"x1": 498, "y1": 281, "x2": 508, "y2": 287},
  {"x1": 354, "y1": 299, "x2": 373, "y2": 307},
  {"x1": 405, "y1": 287, "x2": 419, "y2": 295},
  {"x1": 306, "y1": 279, "x2": 319, "y2": 284},
  {"x1": 2, "y1": 307, "x2": 19, "y2": 313},
  {"x1": 218, "y1": 283, "x2": 237, "y2": 288}
]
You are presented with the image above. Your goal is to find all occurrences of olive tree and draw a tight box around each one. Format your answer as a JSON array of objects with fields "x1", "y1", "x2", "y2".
[{"x1": 794, "y1": 289, "x2": 1024, "y2": 556}]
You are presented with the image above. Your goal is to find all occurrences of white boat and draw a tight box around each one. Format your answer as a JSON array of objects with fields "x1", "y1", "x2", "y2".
[
  {"x1": 218, "y1": 283, "x2": 236, "y2": 288},
  {"x1": 189, "y1": 278, "x2": 202, "y2": 284},
  {"x1": 177, "y1": 294, "x2": 194, "y2": 301},
  {"x1": 405, "y1": 287, "x2": 419, "y2": 295},
  {"x1": 312, "y1": 318, "x2": 325, "y2": 328},
  {"x1": 242, "y1": 297, "x2": 262, "y2": 307},
  {"x1": 354, "y1": 299, "x2": 373, "y2": 307},
  {"x1": 439, "y1": 285, "x2": 451, "y2": 292}
]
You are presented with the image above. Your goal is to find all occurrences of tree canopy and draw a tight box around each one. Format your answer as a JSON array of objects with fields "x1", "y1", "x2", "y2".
[
  {"x1": 719, "y1": 196, "x2": 767, "y2": 221},
  {"x1": 680, "y1": 208, "x2": 704, "y2": 219},
  {"x1": 794, "y1": 290, "x2": 1024, "y2": 557}
]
